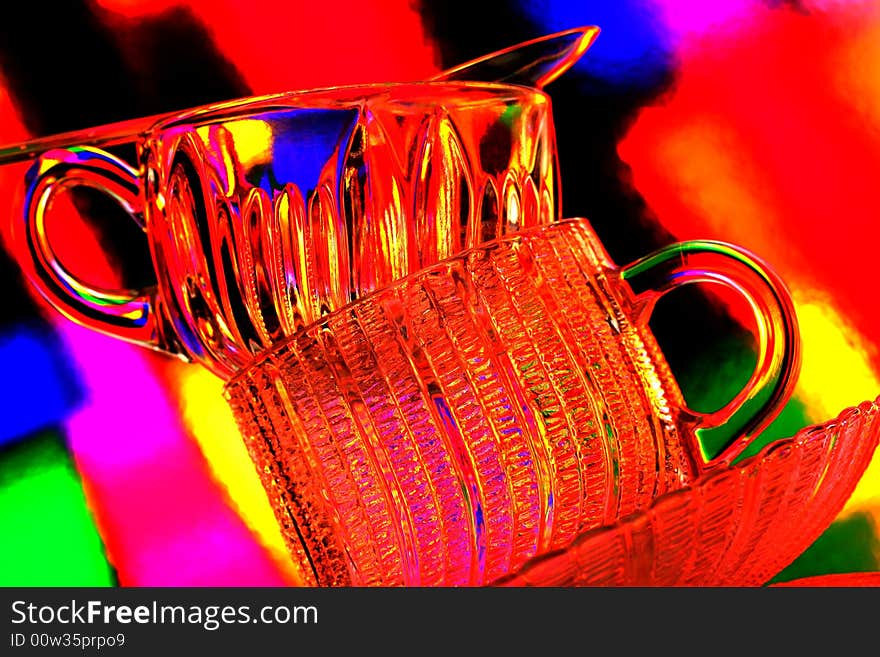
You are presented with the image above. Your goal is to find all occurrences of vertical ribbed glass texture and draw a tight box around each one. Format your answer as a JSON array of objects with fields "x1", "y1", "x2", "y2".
[
  {"x1": 495, "y1": 398, "x2": 880, "y2": 586},
  {"x1": 225, "y1": 219, "x2": 697, "y2": 585}
]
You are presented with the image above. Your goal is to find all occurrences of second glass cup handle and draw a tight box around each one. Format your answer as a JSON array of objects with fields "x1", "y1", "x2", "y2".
[
  {"x1": 16, "y1": 146, "x2": 180, "y2": 356},
  {"x1": 619, "y1": 240, "x2": 801, "y2": 472}
]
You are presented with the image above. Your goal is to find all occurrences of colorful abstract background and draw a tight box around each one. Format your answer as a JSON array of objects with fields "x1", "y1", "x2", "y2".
[{"x1": 0, "y1": 0, "x2": 878, "y2": 586}]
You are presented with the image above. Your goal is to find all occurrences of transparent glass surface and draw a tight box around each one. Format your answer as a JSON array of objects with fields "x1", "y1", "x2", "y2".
[
  {"x1": 224, "y1": 218, "x2": 799, "y2": 586},
  {"x1": 12, "y1": 82, "x2": 559, "y2": 379},
  {"x1": 496, "y1": 397, "x2": 879, "y2": 586}
]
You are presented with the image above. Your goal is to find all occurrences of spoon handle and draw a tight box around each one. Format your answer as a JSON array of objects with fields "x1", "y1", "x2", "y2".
[{"x1": 432, "y1": 25, "x2": 598, "y2": 88}]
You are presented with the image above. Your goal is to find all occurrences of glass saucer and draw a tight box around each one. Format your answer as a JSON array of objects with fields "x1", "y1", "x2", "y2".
[{"x1": 494, "y1": 397, "x2": 880, "y2": 586}]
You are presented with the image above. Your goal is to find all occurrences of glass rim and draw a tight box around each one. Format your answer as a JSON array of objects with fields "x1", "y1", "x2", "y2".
[
  {"x1": 224, "y1": 218, "x2": 591, "y2": 388},
  {"x1": 160, "y1": 80, "x2": 550, "y2": 130},
  {"x1": 0, "y1": 80, "x2": 549, "y2": 166}
]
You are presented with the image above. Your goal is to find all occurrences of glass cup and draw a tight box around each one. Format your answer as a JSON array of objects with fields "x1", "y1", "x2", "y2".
[
  {"x1": 11, "y1": 81, "x2": 559, "y2": 378},
  {"x1": 224, "y1": 218, "x2": 801, "y2": 586}
]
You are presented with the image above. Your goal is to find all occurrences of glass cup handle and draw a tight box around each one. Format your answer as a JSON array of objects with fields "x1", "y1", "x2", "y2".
[
  {"x1": 15, "y1": 146, "x2": 179, "y2": 355},
  {"x1": 619, "y1": 240, "x2": 801, "y2": 472}
]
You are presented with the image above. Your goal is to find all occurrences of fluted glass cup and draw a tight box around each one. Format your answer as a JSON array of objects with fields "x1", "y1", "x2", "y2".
[
  {"x1": 224, "y1": 218, "x2": 800, "y2": 586},
  {"x1": 12, "y1": 82, "x2": 559, "y2": 378}
]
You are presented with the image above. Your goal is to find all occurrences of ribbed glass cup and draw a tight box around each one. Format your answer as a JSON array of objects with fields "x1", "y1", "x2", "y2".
[
  {"x1": 14, "y1": 82, "x2": 559, "y2": 379},
  {"x1": 224, "y1": 218, "x2": 800, "y2": 586}
]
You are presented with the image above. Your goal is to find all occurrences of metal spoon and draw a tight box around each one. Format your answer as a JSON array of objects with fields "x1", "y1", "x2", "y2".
[{"x1": 0, "y1": 26, "x2": 598, "y2": 165}]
